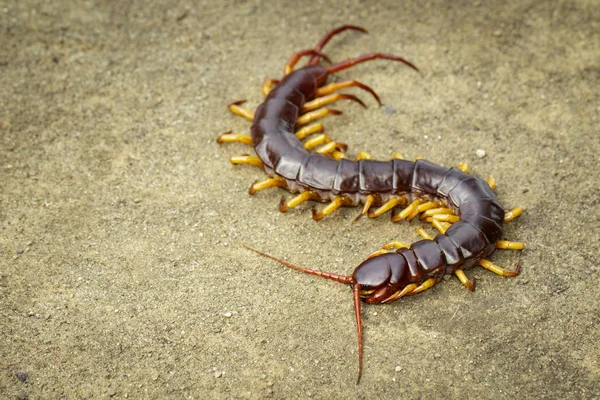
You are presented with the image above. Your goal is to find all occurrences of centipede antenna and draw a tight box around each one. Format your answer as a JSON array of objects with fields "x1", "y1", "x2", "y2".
[
  {"x1": 353, "y1": 283, "x2": 364, "y2": 384},
  {"x1": 285, "y1": 49, "x2": 332, "y2": 75},
  {"x1": 244, "y1": 245, "x2": 354, "y2": 285},
  {"x1": 327, "y1": 52, "x2": 419, "y2": 75},
  {"x1": 309, "y1": 25, "x2": 368, "y2": 65}
]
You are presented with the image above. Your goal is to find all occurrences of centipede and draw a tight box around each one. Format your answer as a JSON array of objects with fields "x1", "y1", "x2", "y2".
[{"x1": 217, "y1": 25, "x2": 524, "y2": 383}]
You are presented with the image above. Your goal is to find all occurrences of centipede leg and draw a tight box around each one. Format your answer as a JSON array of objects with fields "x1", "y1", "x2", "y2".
[
  {"x1": 381, "y1": 240, "x2": 410, "y2": 250},
  {"x1": 312, "y1": 196, "x2": 349, "y2": 221},
  {"x1": 327, "y1": 52, "x2": 419, "y2": 75},
  {"x1": 216, "y1": 132, "x2": 254, "y2": 145},
  {"x1": 303, "y1": 134, "x2": 348, "y2": 154},
  {"x1": 295, "y1": 123, "x2": 325, "y2": 140},
  {"x1": 504, "y1": 207, "x2": 523, "y2": 222},
  {"x1": 248, "y1": 177, "x2": 287, "y2": 195},
  {"x1": 366, "y1": 249, "x2": 392, "y2": 259},
  {"x1": 315, "y1": 80, "x2": 381, "y2": 104},
  {"x1": 486, "y1": 176, "x2": 496, "y2": 190},
  {"x1": 355, "y1": 152, "x2": 372, "y2": 161},
  {"x1": 368, "y1": 197, "x2": 404, "y2": 218},
  {"x1": 229, "y1": 155, "x2": 263, "y2": 167},
  {"x1": 280, "y1": 191, "x2": 317, "y2": 212},
  {"x1": 391, "y1": 198, "x2": 424, "y2": 222},
  {"x1": 496, "y1": 240, "x2": 525, "y2": 250},
  {"x1": 478, "y1": 259, "x2": 521, "y2": 277},
  {"x1": 382, "y1": 283, "x2": 419, "y2": 303},
  {"x1": 315, "y1": 141, "x2": 349, "y2": 159},
  {"x1": 303, "y1": 93, "x2": 367, "y2": 112},
  {"x1": 455, "y1": 269, "x2": 476, "y2": 291},
  {"x1": 297, "y1": 108, "x2": 342, "y2": 126},
  {"x1": 415, "y1": 228, "x2": 434, "y2": 241},
  {"x1": 261, "y1": 78, "x2": 280, "y2": 97},
  {"x1": 284, "y1": 49, "x2": 331, "y2": 75},
  {"x1": 430, "y1": 219, "x2": 452, "y2": 234},
  {"x1": 419, "y1": 207, "x2": 456, "y2": 220},
  {"x1": 228, "y1": 100, "x2": 254, "y2": 121},
  {"x1": 353, "y1": 194, "x2": 375, "y2": 223},
  {"x1": 456, "y1": 162, "x2": 469, "y2": 173},
  {"x1": 409, "y1": 278, "x2": 439, "y2": 295}
]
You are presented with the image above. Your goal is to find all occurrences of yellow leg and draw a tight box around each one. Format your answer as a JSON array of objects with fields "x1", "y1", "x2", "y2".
[
  {"x1": 355, "y1": 152, "x2": 372, "y2": 161},
  {"x1": 228, "y1": 100, "x2": 254, "y2": 121},
  {"x1": 416, "y1": 201, "x2": 442, "y2": 213},
  {"x1": 456, "y1": 162, "x2": 469, "y2": 173},
  {"x1": 312, "y1": 196, "x2": 347, "y2": 221},
  {"x1": 381, "y1": 240, "x2": 410, "y2": 250},
  {"x1": 409, "y1": 278, "x2": 439, "y2": 295},
  {"x1": 430, "y1": 219, "x2": 452, "y2": 234},
  {"x1": 315, "y1": 142, "x2": 346, "y2": 157},
  {"x1": 415, "y1": 228, "x2": 434, "y2": 240},
  {"x1": 432, "y1": 214, "x2": 460, "y2": 223},
  {"x1": 406, "y1": 207, "x2": 421, "y2": 221},
  {"x1": 486, "y1": 176, "x2": 496, "y2": 190},
  {"x1": 478, "y1": 259, "x2": 521, "y2": 277},
  {"x1": 504, "y1": 207, "x2": 523, "y2": 222},
  {"x1": 330, "y1": 150, "x2": 348, "y2": 160},
  {"x1": 455, "y1": 269, "x2": 476, "y2": 291},
  {"x1": 280, "y1": 191, "x2": 316, "y2": 212},
  {"x1": 391, "y1": 153, "x2": 404, "y2": 160},
  {"x1": 297, "y1": 108, "x2": 341, "y2": 126},
  {"x1": 419, "y1": 207, "x2": 455, "y2": 220},
  {"x1": 496, "y1": 240, "x2": 525, "y2": 250},
  {"x1": 216, "y1": 132, "x2": 253, "y2": 145},
  {"x1": 303, "y1": 134, "x2": 331, "y2": 150},
  {"x1": 382, "y1": 284, "x2": 419, "y2": 303},
  {"x1": 248, "y1": 177, "x2": 287, "y2": 195},
  {"x1": 368, "y1": 197, "x2": 404, "y2": 218},
  {"x1": 261, "y1": 78, "x2": 280, "y2": 97},
  {"x1": 366, "y1": 249, "x2": 391, "y2": 259},
  {"x1": 230, "y1": 155, "x2": 263, "y2": 167},
  {"x1": 315, "y1": 80, "x2": 381, "y2": 104},
  {"x1": 295, "y1": 123, "x2": 324, "y2": 140},
  {"x1": 353, "y1": 194, "x2": 375, "y2": 223},
  {"x1": 391, "y1": 198, "x2": 424, "y2": 222},
  {"x1": 302, "y1": 93, "x2": 366, "y2": 112}
]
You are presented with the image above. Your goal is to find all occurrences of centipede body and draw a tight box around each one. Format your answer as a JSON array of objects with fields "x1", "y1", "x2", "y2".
[{"x1": 217, "y1": 25, "x2": 524, "y2": 383}]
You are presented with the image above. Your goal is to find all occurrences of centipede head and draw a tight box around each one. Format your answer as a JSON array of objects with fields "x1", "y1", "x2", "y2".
[{"x1": 244, "y1": 245, "x2": 366, "y2": 384}]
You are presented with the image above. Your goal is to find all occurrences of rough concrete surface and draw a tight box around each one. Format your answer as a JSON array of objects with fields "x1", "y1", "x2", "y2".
[{"x1": 1, "y1": 1, "x2": 599, "y2": 399}]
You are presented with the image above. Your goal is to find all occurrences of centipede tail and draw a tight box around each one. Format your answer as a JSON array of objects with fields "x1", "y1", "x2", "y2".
[{"x1": 218, "y1": 25, "x2": 524, "y2": 382}]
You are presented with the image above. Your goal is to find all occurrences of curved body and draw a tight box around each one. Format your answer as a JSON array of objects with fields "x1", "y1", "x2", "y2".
[
  {"x1": 220, "y1": 25, "x2": 523, "y2": 383},
  {"x1": 251, "y1": 65, "x2": 503, "y2": 302}
]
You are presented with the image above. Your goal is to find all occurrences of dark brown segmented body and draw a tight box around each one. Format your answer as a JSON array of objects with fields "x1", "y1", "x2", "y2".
[
  {"x1": 220, "y1": 25, "x2": 523, "y2": 383},
  {"x1": 250, "y1": 64, "x2": 504, "y2": 303}
]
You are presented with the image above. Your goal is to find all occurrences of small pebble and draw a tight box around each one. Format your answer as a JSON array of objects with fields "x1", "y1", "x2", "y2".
[
  {"x1": 16, "y1": 248, "x2": 24, "y2": 255},
  {"x1": 434, "y1": 353, "x2": 441, "y2": 359},
  {"x1": 476, "y1": 149, "x2": 486, "y2": 158},
  {"x1": 15, "y1": 371, "x2": 28, "y2": 383},
  {"x1": 395, "y1": 365, "x2": 403, "y2": 372},
  {"x1": 382, "y1": 106, "x2": 396, "y2": 114},
  {"x1": 224, "y1": 312, "x2": 232, "y2": 318},
  {"x1": 214, "y1": 371, "x2": 222, "y2": 378}
]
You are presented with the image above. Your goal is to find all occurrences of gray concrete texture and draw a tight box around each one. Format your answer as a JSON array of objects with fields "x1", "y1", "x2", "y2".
[{"x1": 1, "y1": 0, "x2": 599, "y2": 398}]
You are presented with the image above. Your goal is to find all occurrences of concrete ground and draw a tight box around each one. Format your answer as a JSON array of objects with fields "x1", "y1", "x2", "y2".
[{"x1": 1, "y1": 0, "x2": 599, "y2": 398}]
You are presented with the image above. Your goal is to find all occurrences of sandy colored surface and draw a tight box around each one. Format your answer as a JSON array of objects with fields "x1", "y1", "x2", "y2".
[{"x1": 1, "y1": 1, "x2": 599, "y2": 398}]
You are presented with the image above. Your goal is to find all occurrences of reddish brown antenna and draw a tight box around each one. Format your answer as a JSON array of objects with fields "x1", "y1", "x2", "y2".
[{"x1": 244, "y1": 245, "x2": 365, "y2": 383}]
